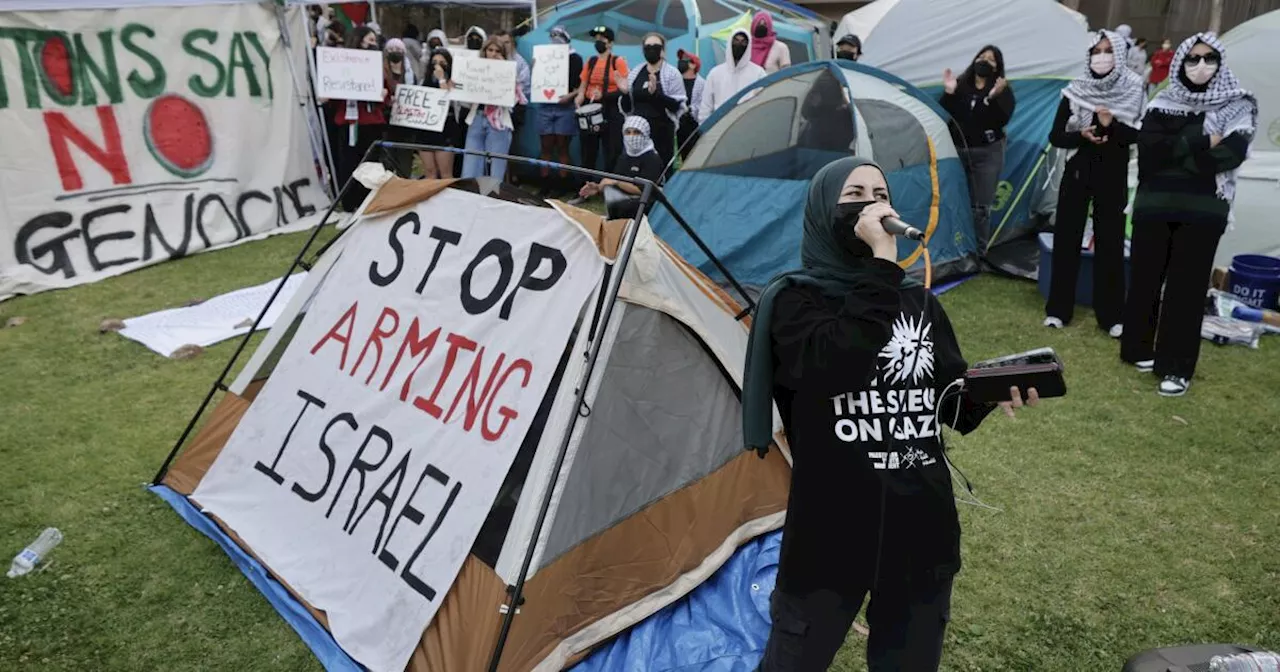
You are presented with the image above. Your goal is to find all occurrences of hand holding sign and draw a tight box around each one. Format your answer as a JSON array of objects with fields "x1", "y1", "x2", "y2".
[
  {"x1": 390, "y1": 85, "x2": 450, "y2": 132},
  {"x1": 531, "y1": 44, "x2": 570, "y2": 104},
  {"x1": 450, "y1": 57, "x2": 518, "y2": 108}
]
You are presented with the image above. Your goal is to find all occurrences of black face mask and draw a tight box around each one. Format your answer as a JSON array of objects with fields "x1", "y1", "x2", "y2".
[
  {"x1": 387, "y1": 52, "x2": 404, "y2": 64},
  {"x1": 467, "y1": 36, "x2": 483, "y2": 49},
  {"x1": 326, "y1": 37, "x2": 340, "y2": 47},
  {"x1": 973, "y1": 60, "x2": 995, "y2": 78},
  {"x1": 732, "y1": 43, "x2": 748, "y2": 62},
  {"x1": 594, "y1": 39, "x2": 608, "y2": 54},
  {"x1": 365, "y1": 43, "x2": 380, "y2": 51},
  {"x1": 832, "y1": 201, "x2": 876, "y2": 258},
  {"x1": 643, "y1": 44, "x2": 663, "y2": 64},
  {"x1": 428, "y1": 40, "x2": 442, "y2": 49},
  {"x1": 677, "y1": 59, "x2": 690, "y2": 74},
  {"x1": 754, "y1": 24, "x2": 768, "y2": 38},
  {"x1": 837, "y1": 51, "x2": 857, "y2": 61}
]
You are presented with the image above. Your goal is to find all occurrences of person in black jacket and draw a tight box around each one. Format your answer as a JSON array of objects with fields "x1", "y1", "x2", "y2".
[
  {"x1": 940, "y1": 45, "x2": 1016, "y2": 252},
  {"x1": 1043, "y1": 29, "x2": 1146, "y2": 336},
  {"x1": 623, "y1": 32, "x2": 687, "y2": 175},
  {"x1": 1121, "y1": 33, "x2": 1257, "y2": 397},
  {"x1": 741, "y1": 157, "x2": 1039, "y2": 672}
]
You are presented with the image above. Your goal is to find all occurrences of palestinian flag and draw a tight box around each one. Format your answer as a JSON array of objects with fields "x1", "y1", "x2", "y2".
[{"x1": 332, "y1": 2, "x2": 371, "y2": 30}]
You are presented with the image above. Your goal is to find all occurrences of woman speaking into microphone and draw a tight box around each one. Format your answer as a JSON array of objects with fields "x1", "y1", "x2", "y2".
[{"x1": 743, "y1": 157, "x2": 1038, "y2": 671}]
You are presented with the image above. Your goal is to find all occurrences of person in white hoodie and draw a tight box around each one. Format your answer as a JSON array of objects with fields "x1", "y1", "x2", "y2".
[{"x1": 700, "y1": 29, "x2": 766, "y2": 123}]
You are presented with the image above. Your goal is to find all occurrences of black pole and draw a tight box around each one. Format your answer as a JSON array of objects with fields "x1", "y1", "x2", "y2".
[
  {"x1": 484, "y1": 182, "x2": 657, "y2": 672},
  {"x1": 150, "y1": 142, "x2": 375, "y2": 486}
]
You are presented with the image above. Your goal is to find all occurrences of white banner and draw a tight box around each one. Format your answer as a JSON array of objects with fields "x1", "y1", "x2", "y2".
[
  {"x1": 315, "y1": 46, "x2": 384, "y2": 103},
  {"x1": 192, "y1": 189, "x2": 604, "y2": 672},
  {"x1": 0, "y1": 5, "x2": 328, "y2": 301},
  {"x1": 389, "y1": 84, "x2": 449, "y2": 132},
  {"x1": 450, "y1": 57, "x2": 517, "y2": 108},
  {"x1": 531, "y1": 44, "x2": 570, "y2": 104}
]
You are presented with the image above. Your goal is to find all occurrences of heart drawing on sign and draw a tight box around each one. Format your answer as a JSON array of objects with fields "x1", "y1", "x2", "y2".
[{"x1": 543, "y1": 88, "x2": 557, "y2": 101}]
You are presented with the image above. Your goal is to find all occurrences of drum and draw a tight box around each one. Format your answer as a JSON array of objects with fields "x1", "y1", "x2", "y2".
[{"x1": 576, "y1": 103, "x2": 605, "y2": 132}]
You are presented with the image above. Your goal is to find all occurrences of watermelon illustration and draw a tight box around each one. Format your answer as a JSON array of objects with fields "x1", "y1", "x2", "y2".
[
  {"x1": 39, "y1": 35, "x2": 76, "y2": 101},
  {"x1": 144, "y1": 94, "x2": 214, "y2": 178}
]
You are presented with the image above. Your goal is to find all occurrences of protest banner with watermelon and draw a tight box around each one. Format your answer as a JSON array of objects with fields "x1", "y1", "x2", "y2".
[{"x1": 0, "y1": 2, "x2": 328, "y2": 301}]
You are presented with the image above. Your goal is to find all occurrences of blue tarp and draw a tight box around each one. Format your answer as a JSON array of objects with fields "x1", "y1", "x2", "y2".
[
  {"x1": 572, "y1": 531, "x2": 782, "y2": 672},
  {"x1": 150, "y1": 485, "x2": 362, "y2": 672}
]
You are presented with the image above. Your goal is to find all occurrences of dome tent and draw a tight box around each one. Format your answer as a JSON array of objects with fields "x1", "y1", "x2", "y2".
[
  {"x1": 1216, "y1": 9, "x2": 1280, "y2": 265},
  {"x1": 650, "y1": 60, "x2": 978, "y2": 289},
  {"x1": 835, "y1": 0, "x2": 1091, "y2": 268}
]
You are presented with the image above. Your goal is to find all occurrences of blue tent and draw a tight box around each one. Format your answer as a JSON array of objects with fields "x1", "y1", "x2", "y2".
[
  {"x1": 649, "y1": 60, "x2": 978, "y2": 289},
  {"x1": 512, "y1": 0, "x2": 830, "y2": 164}
]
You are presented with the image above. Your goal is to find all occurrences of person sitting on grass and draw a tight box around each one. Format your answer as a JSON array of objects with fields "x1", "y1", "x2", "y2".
[{"x1": 578, "y1": 116, "x2": 663, "y2": 217}]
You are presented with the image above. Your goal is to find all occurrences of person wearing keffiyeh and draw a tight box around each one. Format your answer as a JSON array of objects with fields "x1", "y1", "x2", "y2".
[
  {"x1": 1043, "y1": 29, "x2": 1146, "y2": 337},
  {"x1": 1122, "y1": 33, "x2": 1258, "y2": 398},
  {"x1": 624, "y1": 32, "x2": 686, "y2": 175}
]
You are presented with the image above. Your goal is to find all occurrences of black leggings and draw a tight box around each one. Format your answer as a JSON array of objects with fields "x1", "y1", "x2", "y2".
[
  {"x1": 758, "y1": 575, "x2": 953, "y2": 672},
  {"x1": 1045, "y1": 156, "x2": 1128, "y2": 328},
  {"x1": 643, "y1": 115, "x2": 676, "y2": 177}
]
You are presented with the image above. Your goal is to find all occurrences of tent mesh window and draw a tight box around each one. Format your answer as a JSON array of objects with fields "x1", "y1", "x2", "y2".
[
  {"x1": 695, "y1": 0, "x2": 744, "y2": 25},
  {"x1": 685, "y1": 68, "x2": 856, "y2": 180},
  {"x1": 852, "y1": 98, "x2": 930, "y2": 171},
  {"x1": 557, "y1": 0, "x2": 689, "y2": 44}
]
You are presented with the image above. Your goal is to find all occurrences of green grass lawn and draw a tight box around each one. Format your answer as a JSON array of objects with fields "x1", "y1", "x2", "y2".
[{"x1": 1, "y1": 232, "x2": 1277, "y2": 671}]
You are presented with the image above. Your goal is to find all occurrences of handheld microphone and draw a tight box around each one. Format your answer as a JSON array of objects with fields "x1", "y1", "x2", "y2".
[{"x1": 882, "y1": 216, "x2": 925, "y2": 241}]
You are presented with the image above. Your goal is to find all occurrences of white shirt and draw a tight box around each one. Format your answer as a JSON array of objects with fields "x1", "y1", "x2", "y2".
[{"x1": 700, "y1": 30, "x2": 766, "y2": 123}]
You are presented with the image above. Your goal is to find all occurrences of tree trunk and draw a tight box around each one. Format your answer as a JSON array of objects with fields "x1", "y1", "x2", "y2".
[{"x1": 1209, "y1": 0, "x2": 1224, "y2": 33}]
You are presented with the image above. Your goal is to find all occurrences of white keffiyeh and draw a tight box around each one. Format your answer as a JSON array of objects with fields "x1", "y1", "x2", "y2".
[
  {"x1": 1062, "y1": 30, "x2": 1146, "y2": 134},
  {"x1": 628, "y1": 61, "x2": 687, "y2": 125},
  {"x1": 1146, "y1": 32, "x2": 1258, "y2": 203}
]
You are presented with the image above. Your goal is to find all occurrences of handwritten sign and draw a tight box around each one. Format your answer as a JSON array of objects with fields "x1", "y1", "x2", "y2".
[
  {"x1": 450, "y1": 58, "x2": 518, "y2": 108},
  {"x1": 447, "y1": 47, "x2": 480, "y2": 64},
  {"x1": 531, "y1": 44, "x2": 570, "y2": 104},
  {"x1": 390, "y1": 85, "x2": 450, "y2": 132},
  {"x1": 316, "y1": 47, "x2": 384, "y2": 102}
]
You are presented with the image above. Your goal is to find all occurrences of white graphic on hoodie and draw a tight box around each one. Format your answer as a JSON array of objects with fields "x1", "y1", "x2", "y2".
[{"x1": 879, "y1": 314, "x2": 934, "y2": 386}]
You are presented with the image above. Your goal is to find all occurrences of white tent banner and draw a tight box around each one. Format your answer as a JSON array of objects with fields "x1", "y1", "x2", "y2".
[
  {"x1": 389, "y1": 84, "x2": 450, "y2": 132},
  {"x1": 0, "y1": 4, "x2": 328, "y2": 301},
  {"x1": 315, "y1": 46, "x2": 384, "y2": 103},
  {"x1": 192, "y1": 189, "x2": 604, "y2": 672},
  {"x1": 531, "y1": 44, "x2": 569, "y2": 104},
  {"x1": 450, "y1": 56, "x2": 518, "y2": 107}
]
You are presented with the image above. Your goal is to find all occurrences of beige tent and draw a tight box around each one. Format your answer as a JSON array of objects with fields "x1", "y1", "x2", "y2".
[{"x1": 153, "y1": 174, "x2": 790, "y2": 672}]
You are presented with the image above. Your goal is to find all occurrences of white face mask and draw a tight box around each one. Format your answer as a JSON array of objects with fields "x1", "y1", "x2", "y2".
[
  {"x1": 1185, "y1": 61, "x2": 1218, "y2": 85},
  {"x1": 1090, "y1": 52, "x2": 1115, "y2": 75}
]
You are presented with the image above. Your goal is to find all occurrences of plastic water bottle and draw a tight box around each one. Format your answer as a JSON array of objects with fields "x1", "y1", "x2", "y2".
[
  {"x1": 7, "y1": 527, "x2": 63, "y2": 578},
  {"x1": 1210, "y1": 652, "x2": 1280, "y2": 672}
]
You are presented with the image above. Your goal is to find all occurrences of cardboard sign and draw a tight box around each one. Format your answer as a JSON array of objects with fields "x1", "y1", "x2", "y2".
[
  {"x1": 531, "y1": 44, "x2": 570, "y2": 104},
  {"x1": 390, "y1": 85, "x2": 450, "y2": 132},
  {"x1": 316, "y1": 46, "x2": 384, "y2": 102},
  {"x1": 450, "y1": 57, "x2": 518, "y2": 108},
  {"x1": 0, "y1": 4, "x2": 328, "y2": 301},
  {"x1": 192, "y1": 188, "x2": 604, "y2": 672}
]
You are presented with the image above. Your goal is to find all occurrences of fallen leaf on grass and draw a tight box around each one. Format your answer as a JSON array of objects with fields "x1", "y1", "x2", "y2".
[
  {"x1": 170, "y1": 344, "x2": 204, "y2": 360},
  {"x1": 1172, "y1": 415, "x2": 1188, "y2": 426},
  {"x1": 98, "y1": 318, "x2": 126, "y2": 333},
  {"x1": 4, "y1": 316, "x2": 28, "y2": 328},
  {"x1": 852, "y1": 622, "x2": 870, "y2": 637}
]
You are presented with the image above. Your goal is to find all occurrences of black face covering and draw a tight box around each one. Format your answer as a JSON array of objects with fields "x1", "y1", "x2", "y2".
[
  {"x1": 677, "y1": 58, "x2": 690, "y2": 74},
  {"x1": 467, "y1": 35, "x2": 482, "y2": 49},
  {"x1": 594, "y1": 39, "x2": 608, "y2": 54},
  {"x1": 643, "y1": 44, "x2": 663, "y2": 64},
  {"x1": 387, "y1": 52, "x2": 404, "y2": 64},
  {"x1": 365, "y1": 43, "x2": 380, "y2": 51},
  {"x1": 831, "y1": 201, "x2": 875, "y2": 258},
  {"x1": 754, "y1": 24, "x2": 768, "y2": 38},
  {"x1": 836, "y1": 51, "x2": 856, "y2": 61},
  {"x1": 973, "y1": 60, "x2": 995, "y2": 78},
  {"x1": 731, "y1": 43, "x2": 747, "y2": 62},
  {"x1": 428, "y1": 40, "x2": 442, "y2": 49}
]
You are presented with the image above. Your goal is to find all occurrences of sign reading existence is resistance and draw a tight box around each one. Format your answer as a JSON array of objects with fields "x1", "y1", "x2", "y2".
[
  {"x1": 193, "y1": 190, "x2": 605, "y2": 672},
  {"x1": 0, "y1": 4, "x2": 328, "y2": 300}
]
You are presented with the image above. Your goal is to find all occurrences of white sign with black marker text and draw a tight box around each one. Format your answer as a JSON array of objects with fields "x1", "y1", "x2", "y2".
[
  {"x1": 192, "y1": 189, "x2": 605, "y2": 672},
  {"x1": 315, "y1": 47, "x2": 384, "y2": 102},
  {"x1": 390, "y1": 85, "x2": 450, "y2": 132},
  {"x1": 449, "y1": 57, "x2": 518, "y2": 108}
]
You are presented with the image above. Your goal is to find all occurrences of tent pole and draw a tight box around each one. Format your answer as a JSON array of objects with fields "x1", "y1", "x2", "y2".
[
  {"x1": 651, "y1": 189, "x2": 756, "y2": 315},
  {"x1": 485, "y1": 183, "x2": 655, "y2": 672},
  {"x1": 150, "y1": 143, "x2": 371, "y2": 487}
]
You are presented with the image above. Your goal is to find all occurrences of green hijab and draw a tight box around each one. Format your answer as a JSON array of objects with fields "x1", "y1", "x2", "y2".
[{"x1": 741, "y1": 156, "x2": 897, "y2": 455}]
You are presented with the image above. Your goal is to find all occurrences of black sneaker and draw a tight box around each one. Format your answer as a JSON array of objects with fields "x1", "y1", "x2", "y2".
[{"x1": 1157, "y1": 375, "x2": 1189, "y2": 397}]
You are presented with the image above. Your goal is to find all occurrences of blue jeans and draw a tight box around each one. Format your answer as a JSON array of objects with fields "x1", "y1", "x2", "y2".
[{"x1": 462, "y1": 114, "x2": 513, "y2": 181}]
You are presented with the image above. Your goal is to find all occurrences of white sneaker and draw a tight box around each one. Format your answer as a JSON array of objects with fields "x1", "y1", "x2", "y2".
[
  {"x1": 1135, "y1": 360, "x2": 1154, "y2": 372},
  {"x1": 1044, "y1": 317, "x2": 1064, "y2": 329},
  {"x1": 1108, "y1": 324, "x2": 1123, "y2": 339},
  {"x1": 1158, "y1": 376, "x2": 1190, "y2": 397}
]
